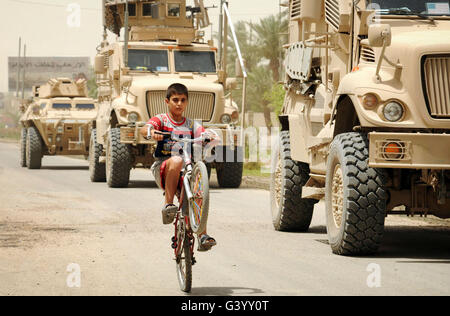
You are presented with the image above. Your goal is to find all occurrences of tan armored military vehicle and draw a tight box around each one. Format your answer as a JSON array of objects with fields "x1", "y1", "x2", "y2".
[
  {"x1": 19, "y1": 78, "x2": 98, "y2": 169},
  {"x1": 271, "y1": 0, "x2": 450, "y2": 255},
  {"x1": 91, "y1": 0, "x2": 243, "y2": 188}
]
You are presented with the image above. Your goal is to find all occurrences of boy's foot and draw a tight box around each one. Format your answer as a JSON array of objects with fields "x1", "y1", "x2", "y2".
[
  {"x1": 197, "y1": 234, "x2": 217, "y2": 252},
  {"x1": 162, "y1": 204, "x2": 178, "y2": 225}
]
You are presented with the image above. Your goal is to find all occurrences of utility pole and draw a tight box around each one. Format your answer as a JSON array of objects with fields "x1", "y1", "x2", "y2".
[
  {"x1": 21, "y1": 44, "x2": 26, "y2": 101},
  {"x1": 16, "y1": 37, "x2": 21, "y2": 98}
]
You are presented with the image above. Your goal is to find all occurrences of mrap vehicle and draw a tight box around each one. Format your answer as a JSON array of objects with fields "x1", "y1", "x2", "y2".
[
  {"x1": 19, "y1": 78, "x2": 98, "y2": 169},
  {"x1": 271, "y1": 0, "x2": 450, "y2": 255},
  {"x1": 91, "y1": 0, "x2": 243, "y2": 188}
]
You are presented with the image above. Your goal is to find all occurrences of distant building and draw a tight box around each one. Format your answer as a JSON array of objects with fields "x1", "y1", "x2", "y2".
[{"x1": 8, "y1": 57, "x2": 91, "y2": 92}]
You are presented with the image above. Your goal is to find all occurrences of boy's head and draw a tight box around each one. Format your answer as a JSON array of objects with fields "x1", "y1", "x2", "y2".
[{"x1": 165, "y1": 83, "x2": 189, "y2": 118}]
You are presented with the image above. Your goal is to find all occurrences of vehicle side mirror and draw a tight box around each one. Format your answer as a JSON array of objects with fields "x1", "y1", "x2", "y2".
[
  {"x1": 94, "y1": 54, "x2": 106, "y2": 74},
  {"x1": 368, "y1": 24, "x2": 392, "y2": 47},
  {"x1": 225, "y1": 78, "x2": 238, "y2": 90},
  {"x1": 121, "y1": 75, "x2": 132, "y2": 89}
]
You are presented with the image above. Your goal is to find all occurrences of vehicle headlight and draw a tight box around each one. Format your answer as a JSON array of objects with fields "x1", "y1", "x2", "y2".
[
  {"x1": 362, "y1": 93, "x2": 379, "y2": 109},
  {"x1": 220, "y1": 114, "x2": 232, "y2": 124},
  {"x1": 383, "y1": 101, "x2": 404, "y2": 122},
  {"x1": 128, "y1": 112, "x2": 139, "y2": 123},
  {"x1": 231, "y1": 111, "x2": 239, "y2": 122}
]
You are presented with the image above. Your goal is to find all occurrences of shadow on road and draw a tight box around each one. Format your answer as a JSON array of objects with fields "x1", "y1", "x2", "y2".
[
  {"x1": 374, "y1": 225, "x2": 450, "y2": 261},
  {"x1": 127, "y1": 180, "x2": 158, "y2": 189},
  {"x1": 41, "y1": 166, "x2": 89, "y2": 171},
  {"x1": 188, "y1": 286, "x2": 264, "y2": 296}
]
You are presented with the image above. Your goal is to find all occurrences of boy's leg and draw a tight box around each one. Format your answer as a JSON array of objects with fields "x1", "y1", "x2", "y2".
[{"x1": 164, "y1": 156, "x2": 184, "y2": 205}]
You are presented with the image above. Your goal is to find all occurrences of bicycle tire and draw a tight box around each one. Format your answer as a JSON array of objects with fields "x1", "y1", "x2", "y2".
[
  {"x1": 189, "y1": 161, "x2": 210, "y2": 234},
  {"x1": 176, "y1": 219, "x2": 192, "y2": 293}
]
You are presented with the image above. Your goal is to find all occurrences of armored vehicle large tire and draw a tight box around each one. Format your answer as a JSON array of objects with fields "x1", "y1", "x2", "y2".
[
  {"x1": 216, "y1": 146, "x2": 243, "y2": 188},
  {"x1": 270, "y1": 131, "x2": 315, "y2": 232},
  {"x1": 89, "y1": 129, "x2": 106, "y2": 182},
  {"x1": 26, "y1": 126, "x2": 43, "y2": 170},
  {"x1": 325, "y1": 132, "x2": 387, "y2": 256},
  {"x1": 20, "y1": 127, "x2": 27, "y2": 167},
  {"x1": 106, "y1": 128, "x2": 131, "y2": 188}
]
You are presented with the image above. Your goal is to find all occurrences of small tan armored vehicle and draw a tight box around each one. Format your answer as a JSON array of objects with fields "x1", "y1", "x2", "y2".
[
  {"x1": 91, "y1": 0, "x2": 243, "y2": 188},
  {"x1": 271, "y1": 0, "x2": 450, "y2": 255},
  {"x1": 19, "y1": 78, "x2": 98, "y2": 169}
]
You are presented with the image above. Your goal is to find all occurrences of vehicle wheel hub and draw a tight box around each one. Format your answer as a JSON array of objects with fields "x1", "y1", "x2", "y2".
[{"x1": 331, "y1": 164, "x2": 344, "y2": 228}]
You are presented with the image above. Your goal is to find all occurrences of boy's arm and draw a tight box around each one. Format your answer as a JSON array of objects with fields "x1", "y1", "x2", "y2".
[{"x1": 140, "y1": 116, "x2": 163, "y2": 139}]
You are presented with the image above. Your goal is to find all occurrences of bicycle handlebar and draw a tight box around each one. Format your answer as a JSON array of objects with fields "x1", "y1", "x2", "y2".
[{"x1": 154, "y1": 131, "x2": 211, "y2": 144}]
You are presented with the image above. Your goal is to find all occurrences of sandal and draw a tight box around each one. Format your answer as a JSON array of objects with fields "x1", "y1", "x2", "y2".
[
  {"x1": 197, "y1": 234, "x2": 217, "y2": 252},
  {"x1": 162, "y1": 204, "x2": 178, "y2": 225}
]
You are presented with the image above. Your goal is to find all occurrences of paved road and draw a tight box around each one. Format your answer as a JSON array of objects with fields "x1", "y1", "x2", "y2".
[{"x1": 0, "y1": 141, "x2": 449, "y2": 296}]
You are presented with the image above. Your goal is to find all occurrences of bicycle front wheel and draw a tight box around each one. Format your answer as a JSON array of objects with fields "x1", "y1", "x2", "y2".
[{"x1": 189, "y1": 161, "x2": 210, "y2": 234}]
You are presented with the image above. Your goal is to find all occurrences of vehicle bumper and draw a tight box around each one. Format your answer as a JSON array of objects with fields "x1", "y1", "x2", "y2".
[
  {"x1": 369, "y1": 132, "x2": 450, "y2": 169},
  {"x1": 119, "y1": 123, "x2": 241, "y2": 148}
]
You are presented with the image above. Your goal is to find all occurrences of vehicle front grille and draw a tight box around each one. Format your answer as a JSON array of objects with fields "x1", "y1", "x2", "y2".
[
  {"x1": 422, "y1": 55, "x2": 450, "y2": 118},
  {"x1": 146, "y1": 91, "x2": 215, "y2": 122}
]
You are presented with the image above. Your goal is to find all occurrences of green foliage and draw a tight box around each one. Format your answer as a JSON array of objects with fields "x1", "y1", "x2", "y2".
[
  {"x1": 263, "y1": 84, "x2": 285, "y2": 116},
  {"x1": 87, "y1": 66, "x2": 98, "y2": 99},
  {"x1": 224, "y1": 11, "x2": 288, "y2": 128}
]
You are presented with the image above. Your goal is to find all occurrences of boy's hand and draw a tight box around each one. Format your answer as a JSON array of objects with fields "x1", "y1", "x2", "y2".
[
  {"x1": 202, "y1": 129, "x2": 220, "y2": 145},
  {"x1": 151, "y1": 129, "x2": 165, "y2": 141}
]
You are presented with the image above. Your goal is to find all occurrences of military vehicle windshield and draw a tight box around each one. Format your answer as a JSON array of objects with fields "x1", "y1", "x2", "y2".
[
  {"x1": 76, "y1": 104, "x2": 95, "y2": 110},
  {"x1": 128, "y1": 49, "x2": 169, "y2": 72},
  {"x1": 367, "y1": 0, "x2": 450, "y2": 15},
  {"x1": 174, "y1": 51, "x2": 216, "y2": 73},
  {"x1": 52, "y1": 103, "x2": 72, "y2": 109}
]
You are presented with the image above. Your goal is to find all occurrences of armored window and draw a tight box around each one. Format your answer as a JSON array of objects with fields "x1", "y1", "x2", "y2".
[
  {"x1": 142, "y1": 3, "x2": 155, "y2": 17},
  {"x1": 128, "y1": 49, "x2": 169, "y2": 72},
  {"x1": 174, "y1": 51, "x2": 216, "y2": 73},
  {"x1": 76, "y1": 104, "x2": 95, "y2": 110},
  {"x1": 167, "y1": 3, "x2": 181, "y2": 17},
  {"x1": 128, "y1": 3, "x2": 136, "y2": 16},
  {"x1": 366, "y1": 0, "x2": 450, "y2": 15},
  {"x1": 52, "y1": 103, "x2": 72, "y2": 109}
]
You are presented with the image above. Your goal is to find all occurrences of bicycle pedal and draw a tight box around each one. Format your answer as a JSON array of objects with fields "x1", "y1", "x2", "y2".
[{"x1": 192, "y1": 257, "x2": 197, "y2": 265}]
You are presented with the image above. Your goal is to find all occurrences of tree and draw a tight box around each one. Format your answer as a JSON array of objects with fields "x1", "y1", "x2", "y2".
[
  {"x1": 250, "y1": 13, "x2": 288, "y2": 82},
  {"x1": 87, "y1": 67, "x2": 98, "y2": 99}
]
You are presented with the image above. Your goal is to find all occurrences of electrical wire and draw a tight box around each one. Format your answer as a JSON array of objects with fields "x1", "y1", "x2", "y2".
[{"x1": 6, "y1": 0, "x2": 99, "y2": 11}]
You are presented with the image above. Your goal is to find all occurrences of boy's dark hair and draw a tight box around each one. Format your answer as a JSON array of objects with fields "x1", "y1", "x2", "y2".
[{"x1": 166, "y1": 83, "x2": 189, "y2": 100}]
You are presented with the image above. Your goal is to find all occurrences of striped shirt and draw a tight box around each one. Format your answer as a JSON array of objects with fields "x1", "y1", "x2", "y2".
[{"x1": 147, "y1": 113, "x2": 205, "y2": 159}]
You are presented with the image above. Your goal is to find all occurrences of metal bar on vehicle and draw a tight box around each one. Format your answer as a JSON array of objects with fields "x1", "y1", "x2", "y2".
[{"x1": 223, "y1": 3, "x2": 247, "y2": 148}]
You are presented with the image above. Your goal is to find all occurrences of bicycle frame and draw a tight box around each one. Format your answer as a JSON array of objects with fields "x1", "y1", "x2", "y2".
[{"x1": 173, "y1": 185, "x2": 196, "y2": 262}]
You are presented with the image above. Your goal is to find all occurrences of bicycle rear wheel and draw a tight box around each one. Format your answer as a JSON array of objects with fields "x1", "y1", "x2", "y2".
[
  {"x1": 189, "y1": 161, "x2": 210, "y2": 234},
  {"x1": 176, "y1": 219, "x2": 192, "y2": 293}
]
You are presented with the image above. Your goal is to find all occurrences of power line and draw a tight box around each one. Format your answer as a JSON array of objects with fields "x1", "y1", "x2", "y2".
[{"x1": 6, "y1": 0, "x2": 99, "y2": 11}]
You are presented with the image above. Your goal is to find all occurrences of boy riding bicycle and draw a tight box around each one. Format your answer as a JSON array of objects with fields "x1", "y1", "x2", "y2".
[{"x1": 140, "y1": 83, "x2": 217, "y2": 252}]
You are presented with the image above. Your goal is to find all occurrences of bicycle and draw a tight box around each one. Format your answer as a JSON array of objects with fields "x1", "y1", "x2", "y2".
[{"x1": 155, "y1": 131, "x2": 211, "y2": 293}]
